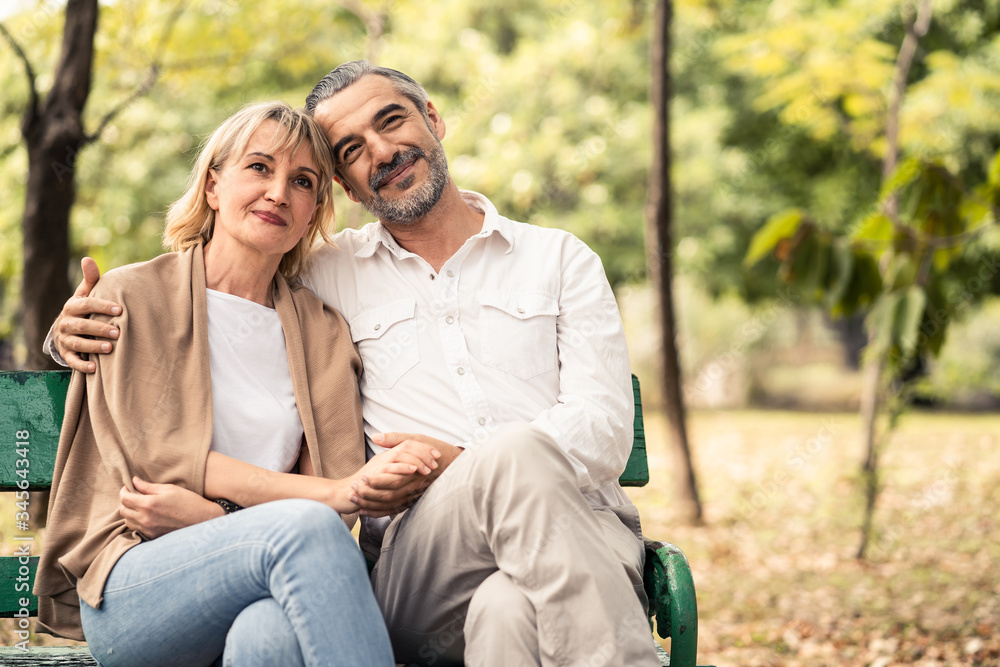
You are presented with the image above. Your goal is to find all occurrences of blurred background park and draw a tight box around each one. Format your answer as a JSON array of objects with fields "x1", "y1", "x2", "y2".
[{"x1": 1, "y1": 0, "x2": 999, "y2": 664}]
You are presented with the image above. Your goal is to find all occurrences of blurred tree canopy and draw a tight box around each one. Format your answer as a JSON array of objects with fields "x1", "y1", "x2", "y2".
[{"x1": 1, "y1": 0, "x2": 998, "y2": 366}]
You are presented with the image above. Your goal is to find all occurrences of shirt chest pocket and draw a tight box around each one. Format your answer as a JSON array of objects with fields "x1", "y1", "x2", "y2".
[
  {"x1": 478, "y1": 291, "x2": 559, "y2": 380},
  {"x1": 350, "y1": 298, "x2": 419, "y2": 391}
]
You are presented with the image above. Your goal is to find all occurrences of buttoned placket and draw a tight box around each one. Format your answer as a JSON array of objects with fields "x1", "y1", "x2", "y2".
[{"x1": 431, "y1": 249, "x2": 496, "y2": 445}]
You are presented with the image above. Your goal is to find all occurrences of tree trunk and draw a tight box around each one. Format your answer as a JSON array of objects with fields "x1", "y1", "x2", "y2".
[
  {"x1": 645, "y1": 0, "x2": 702, "y2": 523},
  {"x1": 19, "y1": 0, "x2": 99, "y2": 370},
  {"x1": 856, "y1": 0, "x2": 932, "y2": 559}
]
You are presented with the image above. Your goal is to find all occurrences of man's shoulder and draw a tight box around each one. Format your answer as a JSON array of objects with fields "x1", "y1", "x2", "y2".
[
  {"x1": 308, "y1": 224, "x2": 378, "y2": 264},
  {"x1": 499, "y1": 216, "x2": 596, "y2": 257}
]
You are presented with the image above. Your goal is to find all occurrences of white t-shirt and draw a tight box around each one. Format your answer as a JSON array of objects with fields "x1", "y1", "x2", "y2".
[{"x1": 206, "y1": 289, "x2": 303, "y2": 472}]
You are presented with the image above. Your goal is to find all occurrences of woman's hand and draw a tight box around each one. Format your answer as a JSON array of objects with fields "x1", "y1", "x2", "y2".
[
  {"x1": 350, "y1": 433, "x2": 462, "y2": 518},
  {"x1": 119, "y1": 476, "x2": 224, "y2": 539}
]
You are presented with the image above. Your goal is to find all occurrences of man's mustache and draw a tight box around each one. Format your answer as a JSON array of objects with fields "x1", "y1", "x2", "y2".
[{"x1": 371, "y1": 147, "x2": 426, "y2": 191}]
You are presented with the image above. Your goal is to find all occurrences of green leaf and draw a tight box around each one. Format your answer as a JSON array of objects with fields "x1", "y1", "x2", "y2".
[
  {"x1": 879, "y1": 158, "x2": 923, "y2": 201},
  {"x1": 867, "y1": 291, "x2": 899, "y2": 358},
  {"x1": 989, "y1": 149, "x2": 1000, "y2": 188},
  {"x1": 852, "y1": 211, "x2": 893, "y2": 243},
  {"x1": 826, "y1": 241, "x2": 855, "y2": 307},
  {"x1": 893, "y1": 285, "x2": 927, "y2": 360},
  {"x1": 744, "y1": 209, "x2": 805, "y2": 267}
]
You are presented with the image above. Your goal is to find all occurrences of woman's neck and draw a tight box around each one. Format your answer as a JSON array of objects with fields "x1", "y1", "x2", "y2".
[{"x1": 202, "y1": 239, "x2": 281, "y2": 307}]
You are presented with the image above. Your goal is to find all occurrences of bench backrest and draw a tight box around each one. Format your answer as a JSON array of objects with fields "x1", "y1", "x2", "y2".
[{"x1": 0, "y1": 370, "x2": 648, "y2": 617}]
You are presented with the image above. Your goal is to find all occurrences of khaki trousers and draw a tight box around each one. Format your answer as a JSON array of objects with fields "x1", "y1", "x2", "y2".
[{"x1": 370, "y1": 424, "x2": 659, "y2": 667}]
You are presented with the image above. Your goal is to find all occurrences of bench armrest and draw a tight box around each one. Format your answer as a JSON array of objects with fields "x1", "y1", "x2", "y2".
[{"x1": 644, "y1": 539, "x2": 699, "y2": 667}]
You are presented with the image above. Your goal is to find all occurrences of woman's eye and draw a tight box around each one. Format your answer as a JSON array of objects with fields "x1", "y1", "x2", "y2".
[
  {"x1": 249, "y1": 162, "x2": 267, "y2": 173},
  {"x1": 295, "y1": 177, "x2": 313, "y2": 189}
]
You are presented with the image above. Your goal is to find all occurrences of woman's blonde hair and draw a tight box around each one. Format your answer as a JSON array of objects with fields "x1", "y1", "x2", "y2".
[{"x1": 163, "y1": 101, "x2": 336, "y2": 283}]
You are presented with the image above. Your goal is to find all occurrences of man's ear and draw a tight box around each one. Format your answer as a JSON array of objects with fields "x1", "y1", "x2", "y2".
[
  {"x1": 334, "y1": 175, "x2": 361, "y2": 203},
  {"x1": 425, "y1": 100, "x2": 446, "y2": 141},
  {"x1": 205, "y1": 170, "x2": 220, "y2": 211}
]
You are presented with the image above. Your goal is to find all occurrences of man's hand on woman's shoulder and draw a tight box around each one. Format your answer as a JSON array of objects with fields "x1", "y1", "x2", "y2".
[{"x1": 50, "y1": 257, "x2": 122, "y2": 373}]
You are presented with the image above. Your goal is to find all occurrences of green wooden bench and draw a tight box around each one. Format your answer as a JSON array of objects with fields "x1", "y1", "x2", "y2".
[{"x1": 0, "y1": 370, "x2": 709, "y2": 666}]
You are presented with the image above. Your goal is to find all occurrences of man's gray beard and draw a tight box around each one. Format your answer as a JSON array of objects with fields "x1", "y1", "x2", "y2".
[{"x1": 362, "y1": 143, "x2": 450, "y2": 226}]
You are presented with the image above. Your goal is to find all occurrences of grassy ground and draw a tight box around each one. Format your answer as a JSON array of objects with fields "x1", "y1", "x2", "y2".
[
  {"x1": 3, "y1": 409, "x2": 998, "y2": 665},
  {"x1": 630, "y1": 409, "x2": 1000, "y2": 666}
]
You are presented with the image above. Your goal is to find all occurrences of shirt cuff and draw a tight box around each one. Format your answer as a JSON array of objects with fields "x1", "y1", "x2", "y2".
[{"x1": 42, "y1": 327, "x2": 70, "y2": 368}]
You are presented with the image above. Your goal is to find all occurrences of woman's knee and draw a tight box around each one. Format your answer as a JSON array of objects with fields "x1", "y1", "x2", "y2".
[
  {"x1": 265, "y1": 499, "x2": 363, "y2": 569},
  {"x1": 224, "y1": 598, "x2": 304, "y2": 667}
]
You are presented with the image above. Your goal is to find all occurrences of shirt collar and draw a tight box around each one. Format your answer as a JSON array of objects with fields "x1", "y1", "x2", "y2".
[{"x1": 353, "y1": 190, "x2": 515, "y2": 260}]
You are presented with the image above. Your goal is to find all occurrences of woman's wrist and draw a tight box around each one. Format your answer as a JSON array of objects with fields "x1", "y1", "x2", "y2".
[{"x1": 322, "y1": 477, "x2": 360, "y2": 515}]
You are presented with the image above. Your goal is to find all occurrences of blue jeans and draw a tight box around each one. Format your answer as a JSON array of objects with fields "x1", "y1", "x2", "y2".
[{"x1": 80, "y1": 499, "x2": 394, "y2": 667}]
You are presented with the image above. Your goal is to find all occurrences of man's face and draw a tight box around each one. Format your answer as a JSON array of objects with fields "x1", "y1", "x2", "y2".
[{"x1": 313, "y1": 75, "x2": 450, "y2": 225}]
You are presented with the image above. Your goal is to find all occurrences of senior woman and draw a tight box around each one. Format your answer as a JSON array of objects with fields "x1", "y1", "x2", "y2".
[{"x1": 34, "y1": 102, "x2": 418, "y2": 667}]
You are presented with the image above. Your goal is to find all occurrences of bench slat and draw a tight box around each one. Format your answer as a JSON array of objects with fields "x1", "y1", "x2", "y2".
[
  {"x1": 0, "y1": 646, "x2": 98, "y2": 665},
  {"x1": 620, "y1": 374, "x2": 651, "y2": 486},
  {"x1": 0, "y1": 556, "x2": 38, "y2": 617},
  {"x1": 0, "y1": 371, "x2": 69, "y2": 491}
]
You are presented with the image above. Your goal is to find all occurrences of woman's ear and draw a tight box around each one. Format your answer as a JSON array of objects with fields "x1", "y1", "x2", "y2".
[{"x1": 205, "y1": 169, "x2": 220, "y2": 211}]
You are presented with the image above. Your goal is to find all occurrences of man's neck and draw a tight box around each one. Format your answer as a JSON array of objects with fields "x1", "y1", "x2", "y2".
[{"x1": 382, "y1": 183, "x2": 485, "y2": 272}]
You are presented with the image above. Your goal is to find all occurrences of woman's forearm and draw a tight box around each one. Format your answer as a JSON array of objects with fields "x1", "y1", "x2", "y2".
[{"x1": 204, "y1": 451, "x2": 357, "y2": 514}]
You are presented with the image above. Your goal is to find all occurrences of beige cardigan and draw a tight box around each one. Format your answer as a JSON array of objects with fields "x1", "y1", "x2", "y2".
[{"x1": 34, "y1": 244, "x2": 365, "y2": 639}]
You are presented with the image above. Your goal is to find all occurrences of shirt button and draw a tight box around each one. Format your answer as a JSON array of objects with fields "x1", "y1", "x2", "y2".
[
  {"x1": 457, "y1": 367, "x2": 465, "y2": 375},
  {"x1": 478, "y1": 417, "x2": 487, "y2": 426},
  {"x1": 445, "y1": 316, "x2": 454, "y2": 324},
  {"x1": 516, "y1": 307, "x2": 525, "y2": 314},
  {"x1": 374, "y1": 323, "x2": 381, "y2": 331},
  {"x1": 430, "y1": 274, "x2": 436, "y2": 280},
  {"x1": 446, "y1": 270, "x2": 455, "y2": 278}
]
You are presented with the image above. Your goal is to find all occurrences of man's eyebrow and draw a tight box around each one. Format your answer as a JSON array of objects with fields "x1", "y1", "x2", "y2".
[
  {"x1": 372, "y1": 103, "x2": 407, "y2": 124},
  {"x1": 331, "y1": 103, "x2": 409, "y2": 158}
]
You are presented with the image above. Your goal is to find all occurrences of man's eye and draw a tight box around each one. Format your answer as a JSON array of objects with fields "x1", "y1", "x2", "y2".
[{"x1": 342, "y1": 145, "x2": 359, "y2": 160}]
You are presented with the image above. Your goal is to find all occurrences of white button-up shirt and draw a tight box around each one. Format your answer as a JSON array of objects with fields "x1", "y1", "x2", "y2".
[{"x1": 303, "y1": 191, "x2": 635, "y2": 515}]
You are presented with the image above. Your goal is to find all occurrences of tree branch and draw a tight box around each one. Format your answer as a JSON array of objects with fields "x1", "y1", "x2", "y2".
[
  {"x1": 85, "y1": 0, "x2": 188, "y2": 143},
  {"x1": 0, "y1": 21, "x2": 40, "y2": 123},
  {"x1": 338, "y1": 0, "x2": 386, "y2": 63},
  {"x1": 883, "y1": 0, "x2": 933, "y2": 184}
]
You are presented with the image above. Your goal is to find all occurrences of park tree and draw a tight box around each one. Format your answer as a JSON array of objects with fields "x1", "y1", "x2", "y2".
[
  {"x1": 646, "y1": 0, "x2": 703, "y2": 522},
  {"x1": 735, "y1": 0, "x2": 1000, "y2": 557},
  {"x1": 0, "y1": 0, "x2": 185, "y2": 369}
]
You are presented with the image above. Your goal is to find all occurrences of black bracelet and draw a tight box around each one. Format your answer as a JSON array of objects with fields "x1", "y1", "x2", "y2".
[{"x1": 213, "y1": 498, "x2": 244, "y2": 514}]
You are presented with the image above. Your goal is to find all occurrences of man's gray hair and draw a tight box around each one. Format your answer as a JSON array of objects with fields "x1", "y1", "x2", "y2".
[{"x1": 305, "y1": 60, "x2": 430, "y2": 120}]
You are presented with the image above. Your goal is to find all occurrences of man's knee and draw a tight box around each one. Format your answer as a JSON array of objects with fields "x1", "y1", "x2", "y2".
[
  {"x1": 473, "y1": 424, "x2": 572, "y2": 482},
  {"x1": 466, "y1": 572, "x2": 535, "y2": 635}
]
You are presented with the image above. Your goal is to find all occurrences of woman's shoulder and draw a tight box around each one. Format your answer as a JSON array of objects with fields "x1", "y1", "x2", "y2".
[
  {"x1": 285, "y1": 281, "x2": 350, "y2": 330},
  {"x1": 92, "y1": 251, "x2": 186, "y2": 301}
]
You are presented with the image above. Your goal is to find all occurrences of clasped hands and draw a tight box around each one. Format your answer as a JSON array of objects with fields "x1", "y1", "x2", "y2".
[{"x1": 119, "y1": 433, "x2": 462, "y2": 540}]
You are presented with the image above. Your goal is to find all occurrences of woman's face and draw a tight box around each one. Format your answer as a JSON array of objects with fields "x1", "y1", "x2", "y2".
[{"x1": 205, "y1": 119, "x2": 321, "y2": 262}]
